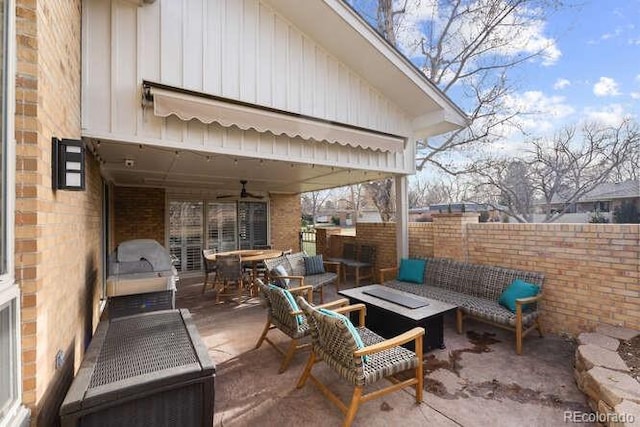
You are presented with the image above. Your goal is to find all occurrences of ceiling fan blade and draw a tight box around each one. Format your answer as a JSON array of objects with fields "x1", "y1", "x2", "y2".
[
  {"x1": 245, "y1": 192, "x2": 264, "y2": 199},
  {"x1": 216, "y1": 194, "x2": 235, "y2": 199}
]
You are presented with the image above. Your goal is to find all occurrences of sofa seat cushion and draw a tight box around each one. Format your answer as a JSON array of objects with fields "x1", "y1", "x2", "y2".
[
  {"x1": 304, "y1": 272, "x2": 338, "y2": 290},
  {"x1": 459, "y1": 296, "x2": 539, "y2": 327},
  {"x1": 384, "y1": 280, "x2": 469, "y2": 307}
]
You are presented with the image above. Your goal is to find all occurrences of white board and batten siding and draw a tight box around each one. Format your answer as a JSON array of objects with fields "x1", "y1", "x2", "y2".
[{"x1": 82, "y1": 0, "x2": 417, "y2": 174}]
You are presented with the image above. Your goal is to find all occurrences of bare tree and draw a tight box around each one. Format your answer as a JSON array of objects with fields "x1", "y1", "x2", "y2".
[
  {"x1": 409, "y1": 175, "x2": 471, "y2": 207},
  {"x1": 351, "y1": 0, "x2": 562, "y2": 221},
  {"x1": 471, "y1": 159, "x2": 534, "y2": 222},
  {"x1": 355, "y1": 0, "x2": 563, "y2": 174},
  {"x1": 472, "y1": 119, "x2": 640, "y2": 222},
  {"x1": 366, "y1": 179, "x2": 395, "y2": 222},
  {"x1": 300, "y1": 190, "x2": 333, "y2": 225}
]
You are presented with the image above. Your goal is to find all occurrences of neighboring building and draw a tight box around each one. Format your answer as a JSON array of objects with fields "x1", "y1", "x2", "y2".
[
  {"x1": 1, "y1": 0, "x2": 466, "y2": 424},
  {"x1": 533, "y1": 180, "x2": 640, "y2": 223}
]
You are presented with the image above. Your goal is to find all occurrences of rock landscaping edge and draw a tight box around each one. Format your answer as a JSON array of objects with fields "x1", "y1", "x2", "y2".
[{"x1": 574, "y1": 326, "x2": 640, "y2": 426}]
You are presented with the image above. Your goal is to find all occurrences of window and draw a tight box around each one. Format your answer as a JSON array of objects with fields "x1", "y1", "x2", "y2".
[
  {"x1": 0, "y1": 1, "x2": 25, "y2": 425},
  {"x1": 168, "y1": 199, "x2": 268, "y2": 274}
]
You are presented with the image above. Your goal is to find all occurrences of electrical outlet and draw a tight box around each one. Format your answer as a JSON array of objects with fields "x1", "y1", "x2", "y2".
[{"x1": 55, "y1": 350, "x2": 65, "y2": 369}]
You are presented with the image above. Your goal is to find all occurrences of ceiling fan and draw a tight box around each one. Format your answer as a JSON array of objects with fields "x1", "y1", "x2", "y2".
[{"x1": 217, "y1": 180, "x2": 264, "y2": 199}]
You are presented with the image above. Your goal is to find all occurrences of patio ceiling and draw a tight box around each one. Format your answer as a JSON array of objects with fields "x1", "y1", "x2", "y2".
[{"x1": 91, "y1": 139, "x2": 393, "y2": 195}]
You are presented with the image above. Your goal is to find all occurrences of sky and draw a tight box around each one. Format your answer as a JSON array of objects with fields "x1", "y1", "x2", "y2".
[
  {"x1": 351, "y1": 0, "x2": 640, "y2": 148},
  {"x1": 514, "y1": 0, "x2": 640, "y2": 132}
]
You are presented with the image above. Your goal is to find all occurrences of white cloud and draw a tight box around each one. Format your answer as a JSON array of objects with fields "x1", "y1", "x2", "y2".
[
  {"x1": 631, "y1": 92, "x2": 640, "y2": 99},
  {"x1": 553, "y1": 78, "x2": 571, "y2": 90},
  {"x1": 636, "y1": 74, "x2": 640, "y2": 83},
  {"x1": 481, "y1": 91, "x2": 575, "y2": 145},
  {"x1": 396, "y1": 0, "x2": 561, "y2": 68},
  {"x1": 583, "y1": 104, "x2": 629, "y2": 126},
  {"x1": 593, "y1": 77, "x2": 621, "y2": 97}
]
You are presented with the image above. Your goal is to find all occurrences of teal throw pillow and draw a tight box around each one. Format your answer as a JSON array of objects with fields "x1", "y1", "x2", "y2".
[
  {"x1": 397, "y1": 258, "x2": 426, "y2": 284},
  {"x1": 269, "y1": 284, "x2": 304, "y2": 325},
  {"x1": 273, "y1": 264, "x2": 290, "y2": 288},
  {"x1": 304, "y1": 255, "x2": 325, "y2": 275},
  {"x1": 498, "y1": 279, "x2": 540, "y2": 313},
  {"x1": 318, "y1": 308, "x2": 369, "y2": 363}
]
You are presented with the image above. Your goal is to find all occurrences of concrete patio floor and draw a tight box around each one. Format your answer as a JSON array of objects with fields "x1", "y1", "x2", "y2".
[{"x1": 176, "y1": 276, "x2": 594, "y2": 426}]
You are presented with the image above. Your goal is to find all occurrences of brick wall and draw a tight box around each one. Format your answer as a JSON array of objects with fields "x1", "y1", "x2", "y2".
[
  {"x1": 270, "y1": 194, "x2": 301, "y2": 251},
  {"x1": 15, "y1": 0, "x2": 103, "y2": 422},
  {"x1": 408, "y1": 222, "x2": 434, "y2": 258},
  {"x1": 113, "y1": 187, "x2": 166, "y2": 246},
  {"x1": 320, "y1": 218, "x2": 639, "y2": 336},
  {"x1": 432, "y1": 213, "x2": 480, "y2": 261},
  {"x1": 467, "y1": 223, "x2": 640, "y2": 335}
]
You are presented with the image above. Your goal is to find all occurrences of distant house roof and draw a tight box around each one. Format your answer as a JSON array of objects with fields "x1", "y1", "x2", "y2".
[
  {"x1": 428, "y1": 202, "x2": 492, "y2": 212},
  {"x1": 545, "y1": 180, "x2": 640, "y2": 204},
  {"x1": 579, "y1": 180, "x2": 639, "y2": 202}
]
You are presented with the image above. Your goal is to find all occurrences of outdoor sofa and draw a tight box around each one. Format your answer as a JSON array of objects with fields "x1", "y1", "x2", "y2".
[
  {"x1": 264, "y1": 251, "x2": 339, "y2": 303},
  {"x1": 379, "y1": 257, "x2": 544, "y2": 354}
]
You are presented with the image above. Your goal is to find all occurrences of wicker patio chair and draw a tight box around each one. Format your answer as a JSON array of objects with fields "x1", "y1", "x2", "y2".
[
  {"x1": 201, "y1": 249, "x2": 217, "y2": 294},
  {"x1": 296, "y1": 298, "x2": 425, "y2": 427},
  {"x1": 213, "y1": 253, "x2": 251, "y2": 303},
  {"x1": 254, "y1": 279, "x2": 349, "y2": 373}
]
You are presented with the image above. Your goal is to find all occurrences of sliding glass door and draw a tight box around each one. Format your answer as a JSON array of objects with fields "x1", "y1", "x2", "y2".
[{"x1": 168, "y1": 199, "x2": 268, "y2": 274}]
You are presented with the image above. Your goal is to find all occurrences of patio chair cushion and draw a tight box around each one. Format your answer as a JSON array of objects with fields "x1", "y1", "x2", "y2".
[
  {"x1": 318, "y1": 308, "x2": 369, "y2": 362},
  {"x1": 397, "y1": 258, "x2": 426, "y2": 284},
  {"x1": 498, "y1": 279, "x2": 540, "y2": 313},
  {"x1": 304, "y1": 255, "x2": 325, "y2": 275},
  {"x1": 273, "y1": 264, "x2": 291, "y2": 288},
  {"x1": 287, "y1": 251, "x2": 307, "y2": 276},
  {"x1": 270, "y1": 284, "x2": 304, "y2": 325}
]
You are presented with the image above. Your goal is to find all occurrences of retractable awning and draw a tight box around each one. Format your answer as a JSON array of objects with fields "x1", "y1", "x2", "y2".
[{"x1": 143, "y1": 81, "x2": 406, "y2": 153}]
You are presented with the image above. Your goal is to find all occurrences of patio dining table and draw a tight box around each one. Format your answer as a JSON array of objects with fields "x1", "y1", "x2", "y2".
[{"x1": 205, "y1": 248, "x2": 283, "y2": 285}]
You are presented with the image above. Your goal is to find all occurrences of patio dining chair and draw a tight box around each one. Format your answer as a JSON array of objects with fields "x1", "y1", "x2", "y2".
[
  {"x1": 201, "y1": 249, "x2": 217, "y2": 294},
  {"x1": 213, "y1": 253, "x2": 251, "y2": 303},
  {"x1": 296, "y1": 297, "x2": 424, "y2": 427},
  {"x1": 254, "y1": 279, "x2": 349, "y2": 373}
]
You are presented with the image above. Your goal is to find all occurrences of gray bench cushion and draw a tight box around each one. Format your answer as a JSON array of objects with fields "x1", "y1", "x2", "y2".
[{"x1": 304, "y1": 272, "x2": 338, "y2": 290}]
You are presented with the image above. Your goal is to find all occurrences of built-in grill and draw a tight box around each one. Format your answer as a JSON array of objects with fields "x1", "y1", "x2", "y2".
[{"x1": 106, "y1": 239, "x2": 178, "y2": 318}]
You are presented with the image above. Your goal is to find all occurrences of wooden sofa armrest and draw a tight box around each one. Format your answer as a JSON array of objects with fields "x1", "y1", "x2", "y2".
[
  {"x1": 288, "y1": 285, "x2": 313, "y2": 301},
  {"x1": 515, "y1": 293, "x2": 543, "y2": 306},
  {"x1": 515, "y1": 293, "x2": 543, "y2": 328},
  {"x1": 322, "y1": 261, "x2": 341, "y2": 267},
  {"x1": 379, "y1": 267, "x2": 398, "y2": 282},
  {"x1": 333, "y1": 303, "x2": 367, "y2": 327},
  {"x1": 316, "y1": 298, "x2": 349, "y2": 310},
  {"x1": 354, "y1": 327, "x2": 425, "y2": 357},
  {"x1": 276, "y1": 275, "x2": 305, "y2": 286}
]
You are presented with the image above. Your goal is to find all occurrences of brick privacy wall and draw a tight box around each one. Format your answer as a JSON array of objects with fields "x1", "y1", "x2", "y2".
[
  {"x1": 316, "y1": 227, "x2": 342, "y2": 258},
  {"x1": 432, "y1": 213, "x2": 480, "y2": 261},
  {"x1": 270, "y1": 194, "x2": 301, "y2": 251},
  {"x1": 322, "y1": 219, "x2": 639, "y2": 335},
  {"x1": 467, "y1": 223, "x2": 640, "y2": 335},
  {"x1": 408, "y1": 222, "x2": 434, "y2": 258},
  {"x1": 15, "y1": 0, "x2": 104, "y2": 422},
  {"x1": 113, "y1": 187, "x2": 166, "y2": 246}
]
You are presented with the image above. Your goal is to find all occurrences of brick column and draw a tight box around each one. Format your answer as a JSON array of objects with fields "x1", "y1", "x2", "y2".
[{"x1": 432, "y1": 213, "x2": 480, "y2": 261}]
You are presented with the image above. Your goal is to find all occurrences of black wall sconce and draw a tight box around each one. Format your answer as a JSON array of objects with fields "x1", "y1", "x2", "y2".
[{"x1": 52, "y1": 137, "x2": 85, "y2": 191}]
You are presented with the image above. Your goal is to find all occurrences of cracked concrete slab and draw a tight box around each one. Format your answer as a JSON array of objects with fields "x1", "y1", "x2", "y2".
[{"x1": 177, "y1": 277, "x2": 593, "y2": 426}]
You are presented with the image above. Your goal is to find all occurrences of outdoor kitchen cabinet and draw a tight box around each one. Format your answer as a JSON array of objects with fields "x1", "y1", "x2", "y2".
[{"x1": 60, "y1": 309, "x2": 215, "y2": 427}]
